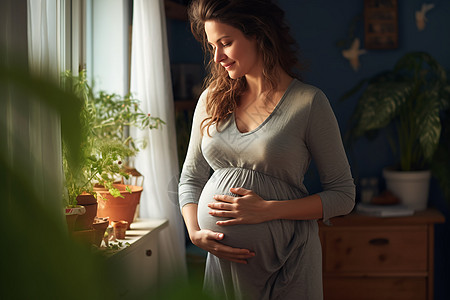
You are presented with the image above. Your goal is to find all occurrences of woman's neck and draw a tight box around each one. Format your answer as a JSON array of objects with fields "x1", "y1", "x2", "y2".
[{"x1": 244, "y1": 67, "x2": 293, "y2": 97}]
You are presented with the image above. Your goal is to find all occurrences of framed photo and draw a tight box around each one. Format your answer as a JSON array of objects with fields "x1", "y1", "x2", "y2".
[{"x1": 364, "y1": 0, "x2": 398, "y2": 49}]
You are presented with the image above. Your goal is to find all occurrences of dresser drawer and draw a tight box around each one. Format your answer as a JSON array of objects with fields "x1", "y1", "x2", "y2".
[
  {"x1": 322, "y1": 226, "x2": 428, "y2": 272},
  {"x1": 323, "y1": 277, "x2": 427, "y2": 300}
]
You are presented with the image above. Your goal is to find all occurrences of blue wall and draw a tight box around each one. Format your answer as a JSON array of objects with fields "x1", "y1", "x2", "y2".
[{"x1": 168, "y1": 1, "x2": 450, "y2": 299}]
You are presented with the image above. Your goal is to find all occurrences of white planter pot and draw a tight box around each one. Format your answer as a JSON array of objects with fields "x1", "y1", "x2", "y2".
[{"x1": 382, "y1": 168, "x2": 431, "y2": 211}]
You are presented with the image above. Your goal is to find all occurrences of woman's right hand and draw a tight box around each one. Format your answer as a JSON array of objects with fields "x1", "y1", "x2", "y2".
[{"x1": 190, "y1": 229, "x2": 255, "y2": 264}]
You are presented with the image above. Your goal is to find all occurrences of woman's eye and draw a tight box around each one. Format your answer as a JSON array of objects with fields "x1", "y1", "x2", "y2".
[{"x1": 222, "y1": 42, "x2": 231, "y2": 47}]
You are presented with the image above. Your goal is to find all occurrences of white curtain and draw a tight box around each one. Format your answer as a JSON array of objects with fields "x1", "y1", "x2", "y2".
[
  {"x1": 27, "y1": 0, "x2": 58, "y2": 79},
  {"x1": 26, "y1": 0, "x2": 64, "y2": 218},
  {"x1": 130, "y1": 0, "x2": 187, "y2": 284}
]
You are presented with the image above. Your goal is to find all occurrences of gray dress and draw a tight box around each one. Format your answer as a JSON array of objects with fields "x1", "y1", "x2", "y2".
[{"x1": 179, "y1": 79, "x2": 355, "y2": 300}]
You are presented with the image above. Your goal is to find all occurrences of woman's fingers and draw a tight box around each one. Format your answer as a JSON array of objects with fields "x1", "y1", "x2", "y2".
[
  {"x1": 208, "y1": 196, "x2": 237, "y2": 217},
  {"x1": 194, "y1": 230, "x2": 255, "y2": 264},
  {"x1": 208, "y1": 188, "x2": 269, "y2": 225},
  {"x1": 208, "y1": 230, "x2": 253, "y2": 256},
  {"x1": 208, "y1": 202, "x2": 234, "y2": 210},
  {"x1": 212, "y1": 187, "x2": 253, "y2": 203},
  {"x1": 215, "y1": 218, "x2": 241, "y2": 226},
  {"x1": 213, "y1": 194, "x2": 235, "y2": 203},
  {"x1": 229, "y1": 187, "x2": 252, "y2": 195},
  {"x1": 212, "y1": 244, "x2": 256, "y2": 264}
]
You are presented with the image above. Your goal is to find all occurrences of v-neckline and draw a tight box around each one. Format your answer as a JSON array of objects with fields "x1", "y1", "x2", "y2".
[{"x1": 233, "y1": 78, "x2": 297, "y2": 135}]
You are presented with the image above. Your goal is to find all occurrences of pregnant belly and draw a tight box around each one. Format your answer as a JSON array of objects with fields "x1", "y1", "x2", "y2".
[{"x1": 197, "y1": 168, "x2": 306, "y2": 250}]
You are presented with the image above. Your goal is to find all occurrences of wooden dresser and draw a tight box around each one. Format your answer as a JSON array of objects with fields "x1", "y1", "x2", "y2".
[{"x1": 319, "y1": 209, "x2": 445, "y2": 300}]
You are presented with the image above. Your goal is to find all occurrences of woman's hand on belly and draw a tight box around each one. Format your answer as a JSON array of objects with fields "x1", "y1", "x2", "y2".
[
  {"x1": 190, "y1": 228, "x2": 256, "y2": 264},
  {"x1": 209, "y1": 187, "x2": 271, "y2": 225}
]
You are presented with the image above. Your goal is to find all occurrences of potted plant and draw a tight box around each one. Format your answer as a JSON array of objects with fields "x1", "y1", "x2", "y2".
[
  {"x1": 62, "y1": 71, "x2": 133, "y2": 242},
  {"x1": 62, "y1": 70, "x2": 164, "y2": 230},
  {"x1": 342, "y1": 51, "x2": 450, "y2": 210},
  {"x1": 87, "y1": 74, "x2": 164, "y2": 227},
  {"x1": 62, "y1": 101, "x2": 95, "y2": 233},
  {"x1": 61, "y1": 80, "x2": 90, "y2": 233}
]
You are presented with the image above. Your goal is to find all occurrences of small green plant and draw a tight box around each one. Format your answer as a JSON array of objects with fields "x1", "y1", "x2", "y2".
[
  {"x1": 342, "y1": 51, "x2": 450, "y2": 171},
  {"x1": 92, "y1": 91, "x2": 164, "y2": 153},
  {"x1": 105, "y1": 241, "x2": 131, "y2": 250},
  {"x1": 62, "y1": 70, "x2": 164, "y2": 207}
]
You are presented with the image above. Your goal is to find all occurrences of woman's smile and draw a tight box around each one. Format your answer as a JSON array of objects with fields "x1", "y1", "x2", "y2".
[{"x1": 222, "y1": 62, "x2": 235, "y2": 70}]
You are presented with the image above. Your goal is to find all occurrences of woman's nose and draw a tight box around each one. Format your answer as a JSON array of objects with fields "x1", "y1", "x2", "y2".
[{"x1": 214, "y1": 48, "x2": 225, "y2": 63}]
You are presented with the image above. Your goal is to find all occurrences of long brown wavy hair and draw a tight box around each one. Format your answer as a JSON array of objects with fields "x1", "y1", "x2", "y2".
[{"x1": 188, "y1": 0, "x2": 301, "y2": 134}]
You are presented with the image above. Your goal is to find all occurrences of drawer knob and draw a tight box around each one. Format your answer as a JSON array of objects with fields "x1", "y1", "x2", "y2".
[
  {"x1": 146, "y1": 249, "x2": 153, "y2": 256},
  {"x1": 369, "y1": 238, "x2": 389, "y2": 246}
]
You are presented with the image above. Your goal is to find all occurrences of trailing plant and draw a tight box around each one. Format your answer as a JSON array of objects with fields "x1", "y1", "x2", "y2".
[
  {"x1": 342, "y1": 51, "x2": 450, "y2": 171},
  {"x1": 62, "y1": 70, "x2": 164, "y2": 207}
]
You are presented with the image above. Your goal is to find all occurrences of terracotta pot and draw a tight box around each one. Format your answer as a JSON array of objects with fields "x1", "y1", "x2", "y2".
[
  {"x1": 75, "y1": 192, "x2": 98, "y2": 231},
  {"x1": 112, "y1": 220, "x2": 128, "y2": 239},
  {"x1": 95, "y1": 184, "x2": 143, "y2": 229},
  {"x1": 65, "y1": 214, "x2": 78, "y2": 233},
  {"x1": 65, "y1": 206, "x2": 86, "y2": 232},
  {"x1": 92, "y1": 217, "x2": 109, "y2": 247}
]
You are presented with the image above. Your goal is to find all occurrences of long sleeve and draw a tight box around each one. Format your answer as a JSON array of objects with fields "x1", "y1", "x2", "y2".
[
  {"x1": 178, "y1": 90, "x2": 211, "y2": 209},
  {"x1": 306, "y1": 90, "x2": 355, "y2": 222}
]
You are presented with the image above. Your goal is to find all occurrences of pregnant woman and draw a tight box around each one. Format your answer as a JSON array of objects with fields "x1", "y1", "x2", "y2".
[{"x1": 178, "y1": 0, "x2": 355, "y2": 299}]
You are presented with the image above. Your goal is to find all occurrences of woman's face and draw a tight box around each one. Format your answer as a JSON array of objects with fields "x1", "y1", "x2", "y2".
[{"x1": 204, "y1": 20, "x2": 261, "y2": 79}]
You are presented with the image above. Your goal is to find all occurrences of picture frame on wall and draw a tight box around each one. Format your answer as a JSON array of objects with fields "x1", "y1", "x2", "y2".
[{"x1": 364, "y1": 0, "x2": 399, "y2": 49}]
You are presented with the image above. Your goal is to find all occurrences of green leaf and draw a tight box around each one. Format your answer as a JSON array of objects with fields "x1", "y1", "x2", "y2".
[
  {"x1": 352, "y1": 81, "x2": 412, "y2": 137},
  {"x1": 416, "y1": 96, "x2": 441, "y2": 161},
  {"x1": 108, "y1": 187, "x2": 124, "y2": 198},
  {"x1": 343, "y1": 51, "x2": 449, "y2": 171}
]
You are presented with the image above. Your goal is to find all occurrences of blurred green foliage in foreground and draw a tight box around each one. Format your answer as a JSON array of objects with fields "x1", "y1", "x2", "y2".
[{"x1": 0, "y1": 57, "x2": 210, "y2": 299}]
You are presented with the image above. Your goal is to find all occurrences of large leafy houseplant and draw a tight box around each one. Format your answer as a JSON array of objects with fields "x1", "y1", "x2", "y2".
[
  {"x1": 62, "y1": 70, "x2": 164, "y2": 208},
  {"x1": 343, "y1": 51, "x2": 450, "y2": 172}
]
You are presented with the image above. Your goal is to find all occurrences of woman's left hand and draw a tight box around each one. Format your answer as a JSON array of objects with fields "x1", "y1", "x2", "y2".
[{"x1": 208, "y1": 187, "x2": 271, "y2": 225}]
